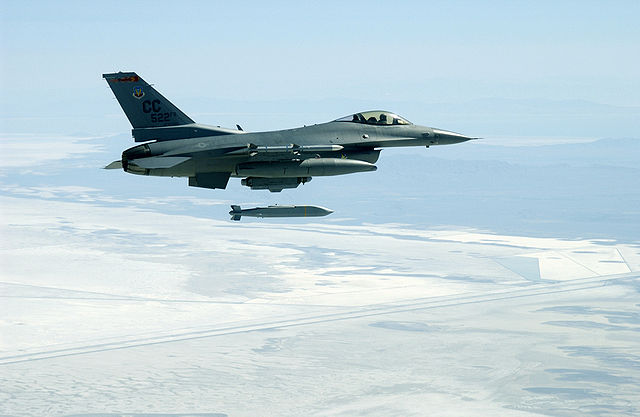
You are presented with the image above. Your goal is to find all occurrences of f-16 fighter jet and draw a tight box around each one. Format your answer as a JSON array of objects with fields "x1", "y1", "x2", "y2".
[{"x1": 104, "y1": 72, "x2": 477, "y2": 192}]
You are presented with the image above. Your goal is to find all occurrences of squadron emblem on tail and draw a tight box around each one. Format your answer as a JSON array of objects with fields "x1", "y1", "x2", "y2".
[{"x1": 132, "y1": 86, "x2": 144, "y2": 99}]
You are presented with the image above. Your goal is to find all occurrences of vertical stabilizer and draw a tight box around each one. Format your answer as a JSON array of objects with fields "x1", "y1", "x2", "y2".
[{"x1": 103, "y1": 72, "x2": 194, "y2": 128}]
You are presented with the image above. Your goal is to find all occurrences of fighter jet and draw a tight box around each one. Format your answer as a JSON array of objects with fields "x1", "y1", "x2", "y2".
[{"x1": 103, "y1": 72, "x2": 477, "y2": 192}]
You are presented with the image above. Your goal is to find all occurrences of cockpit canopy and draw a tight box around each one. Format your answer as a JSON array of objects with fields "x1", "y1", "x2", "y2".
[{"x1": 334, "y1": 110, "x2": 412, "y2": 126}]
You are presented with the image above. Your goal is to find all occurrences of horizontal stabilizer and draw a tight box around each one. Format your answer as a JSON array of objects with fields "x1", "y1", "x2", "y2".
[
  {"x1": 230, "y1": 205, "x2": 242, "y2": 213},
  {"x1": 231, "y1": 214, "x2": 242, "y2": 221},
  {"x1": 130, "y1": 156, "x2": 191, "y2": 169},
  {"x1": 104, "y1": 160, "x2": 123, "y2": 169}
]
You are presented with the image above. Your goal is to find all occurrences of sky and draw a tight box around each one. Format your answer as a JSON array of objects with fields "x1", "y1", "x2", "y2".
[{"x1": 1, "y1": 0, "x2": 639, "y2": 136}]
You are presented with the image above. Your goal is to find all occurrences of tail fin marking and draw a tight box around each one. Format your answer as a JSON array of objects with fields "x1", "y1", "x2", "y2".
[{"x1": 103, "y1": 71, "x2": 194, "y2": 129}]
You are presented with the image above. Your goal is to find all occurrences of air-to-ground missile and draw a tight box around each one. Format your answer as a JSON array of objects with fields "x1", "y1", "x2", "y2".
[{"x1": 229, "y1": 205, "x2": 333, "y2": 221}]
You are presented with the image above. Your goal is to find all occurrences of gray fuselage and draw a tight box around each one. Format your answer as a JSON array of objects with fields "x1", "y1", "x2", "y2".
[{"x1": 122, "y1": 120, "x2": 472, "y2": 179}]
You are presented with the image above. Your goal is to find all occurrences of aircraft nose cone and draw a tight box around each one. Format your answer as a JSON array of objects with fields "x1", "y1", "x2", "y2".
[{"x1": 432, "y1": 128, "x2": 479, "y2": 144}]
